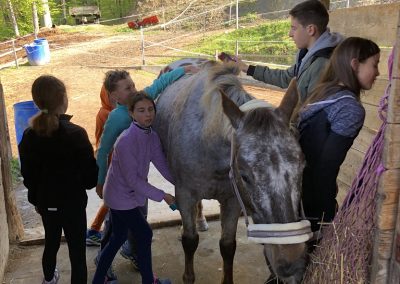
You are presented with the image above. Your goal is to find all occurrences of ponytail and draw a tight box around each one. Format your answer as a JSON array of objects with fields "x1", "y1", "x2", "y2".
[
  {"x1": 30, "y1": 112, "x2": 60, "y2": 137},
  {"x1": 30, "y1": 75, "x2": 67, "y2": 137}
]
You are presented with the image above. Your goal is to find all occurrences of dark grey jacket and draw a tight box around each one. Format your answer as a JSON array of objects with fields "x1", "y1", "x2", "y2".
[{"x1": 247, "y1": 30, "x2": 344, "y2": 103}]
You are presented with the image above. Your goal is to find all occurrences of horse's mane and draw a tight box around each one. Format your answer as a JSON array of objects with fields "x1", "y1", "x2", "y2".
[{"x1": 201, "y1": 62, "x2": 254, "y2": 141}]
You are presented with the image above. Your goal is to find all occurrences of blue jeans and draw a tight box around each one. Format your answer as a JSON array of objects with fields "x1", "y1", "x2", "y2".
[
  {"x1": 92, "y1": 207, "x2": 153, "y2": 284},
  {"x1": 101, "y1": 201, "x2": 148, "y2": 255}
]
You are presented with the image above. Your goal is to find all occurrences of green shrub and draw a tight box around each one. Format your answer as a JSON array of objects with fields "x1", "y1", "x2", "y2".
[{"x1": 10, "y1": 157, "x2": 21, "y2": 186}]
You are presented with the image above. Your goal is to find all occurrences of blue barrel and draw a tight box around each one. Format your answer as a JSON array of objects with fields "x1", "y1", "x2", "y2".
[
  {"x1": 13, "y1": 101, "x2": 39, "y2": 145},
  {"x1": 33, "y1": 38, "x2": 50, "y2": 63},
  {"x1": 24, "y1": 43, "x2": 46, "y2": 66}
]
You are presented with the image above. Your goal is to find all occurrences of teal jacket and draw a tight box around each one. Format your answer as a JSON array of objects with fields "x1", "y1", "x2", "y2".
[{"x1": 96, "y1": 67, "x2": 185, "y2": 184}]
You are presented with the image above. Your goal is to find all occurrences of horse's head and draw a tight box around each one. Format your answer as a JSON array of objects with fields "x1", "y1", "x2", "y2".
[{"x1": 221, "y1": 80, "x2": 308, "y2": 283}]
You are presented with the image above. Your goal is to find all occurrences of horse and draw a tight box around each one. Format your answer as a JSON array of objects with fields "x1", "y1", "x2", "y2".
[{"x1": 154, "y1": 59, "x2": 309, "y2": 284}]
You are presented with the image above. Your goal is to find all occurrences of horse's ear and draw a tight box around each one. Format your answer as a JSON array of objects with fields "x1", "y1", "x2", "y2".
[
  {"x1": 275, "y1": 79, "x2": 299, "y2": 124},
  {"x1": 220, "y1": 89, "x2": 243, "y2": 129}
]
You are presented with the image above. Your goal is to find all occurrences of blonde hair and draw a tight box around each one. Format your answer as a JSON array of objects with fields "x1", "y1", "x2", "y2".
[{"x1": 30, "y1": 75, "x2": 67, "y2": 137}]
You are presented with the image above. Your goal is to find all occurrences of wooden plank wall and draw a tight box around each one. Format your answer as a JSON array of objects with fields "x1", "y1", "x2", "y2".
[
  {"x1": 386, "y1": 19, "x2": 400, "y2": 284},
  {"x1": 329, "y1": 4, "x2": 400, "y2": 283},
  {"x1": 0, "y1": 78, "x2": 24, "y2": 242}
]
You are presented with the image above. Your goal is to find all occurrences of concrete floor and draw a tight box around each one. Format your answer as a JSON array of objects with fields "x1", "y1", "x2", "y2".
[
  {"x1": 4, "y1": 219, "x2": 269, "y2": 284},
  {"x1": 6, "y1": 164, "x2": 270, "y2": 283}
]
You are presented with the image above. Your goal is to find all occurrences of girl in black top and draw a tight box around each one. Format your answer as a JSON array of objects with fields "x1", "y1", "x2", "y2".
[
  {"x1": 19, "y1": 75, "x2": 98, "y2": 284},
  {"x1": 295, "y1": 37, "x2": 380, "y2": 234}
]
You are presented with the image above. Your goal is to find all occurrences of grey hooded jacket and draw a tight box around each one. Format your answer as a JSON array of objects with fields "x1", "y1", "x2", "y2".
[{"x1": 247, "y1": 30, "x2": 344, "y2": 103}]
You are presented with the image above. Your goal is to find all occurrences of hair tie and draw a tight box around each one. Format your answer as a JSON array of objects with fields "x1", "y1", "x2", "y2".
[{"x1": 41, "y1": 109, "x2": 48, "y2": 114}]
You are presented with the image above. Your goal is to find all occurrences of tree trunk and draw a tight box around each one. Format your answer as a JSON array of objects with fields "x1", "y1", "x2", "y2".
[
  {"x1": 61, "y1": 0, "x2": 67, "y2": 25},
  {"x1": 42, "y1": 0, "x2": 53, "y2": 28},
  {"x1": 0, "y1": 78, "x2": 24, "y2": 243},
  {"x1": 32, "y1": 2, "x2": 39, "y2": 37},
  {"x1": 6, "y1": 0, "x2": 19, "y2": 37}
]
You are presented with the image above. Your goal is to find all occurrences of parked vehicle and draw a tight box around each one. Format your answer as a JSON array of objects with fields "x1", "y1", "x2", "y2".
[
  {"x1": 69, "y1": 6, "x2": 101, "y2": 25},
  {"x1": 128, "y1": 15, "x2": 159, "y2": 29}
]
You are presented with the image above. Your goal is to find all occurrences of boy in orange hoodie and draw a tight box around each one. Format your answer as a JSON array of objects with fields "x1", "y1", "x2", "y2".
[{"x1": 86, "y1": 85, "x2": 115, "y2": 246}]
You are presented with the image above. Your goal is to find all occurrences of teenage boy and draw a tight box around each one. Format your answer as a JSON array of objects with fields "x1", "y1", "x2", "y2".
[{"x1": 235, "y1": 0, "x2": 343, "y2": 102}]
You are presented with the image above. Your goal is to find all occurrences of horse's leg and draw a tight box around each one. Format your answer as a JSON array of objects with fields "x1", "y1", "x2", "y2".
[
  {"x1": 196, "y1": 200, "x2": 209, "y2": 231},
  {"x1": 179, "y1": 194, "x2": 199, "y2": 284},
  {"x1": 219, "y1": 197, "x2": 241, "y2": 284}
]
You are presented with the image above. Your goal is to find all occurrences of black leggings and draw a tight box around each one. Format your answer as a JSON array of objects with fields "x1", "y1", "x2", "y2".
[{"x1": 40, "y1": 206, "x2": 87, "y2": 283}]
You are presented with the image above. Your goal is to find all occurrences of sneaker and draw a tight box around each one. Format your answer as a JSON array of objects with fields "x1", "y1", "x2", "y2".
[
  {"x1": 42, "y1": 268, "x2": 60, "y2": 284},
  {"x1": 119, "y1": 248, "x2": 139, "y2": 270},
  {"x1": 154, "y1": 278, "x2": 172, "y2": 284},
  {"x1": 94, "y1": 254, "x2": 118, "y2": 282},
  {"x1": 86, "y1": 229, "x2": 102, "y2": 246}
]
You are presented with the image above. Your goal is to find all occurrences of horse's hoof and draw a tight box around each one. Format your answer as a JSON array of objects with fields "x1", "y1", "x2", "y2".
[{"x1": 197, "y1": 218, "x2": 209, "y2": 232}]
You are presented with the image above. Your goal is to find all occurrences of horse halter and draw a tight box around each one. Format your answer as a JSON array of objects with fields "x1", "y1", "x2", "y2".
[{"x1": 229, "y1": 132, "x2": 313, "y2": 245}]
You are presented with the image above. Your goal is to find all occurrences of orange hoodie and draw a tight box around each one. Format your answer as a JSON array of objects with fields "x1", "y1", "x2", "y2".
[{"x1": 95, "y1": 84, "x2": 115, "y2": 149}]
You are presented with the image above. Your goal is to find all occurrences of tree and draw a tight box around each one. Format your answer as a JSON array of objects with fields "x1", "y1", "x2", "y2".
[
  {"x1": 6, "y1": 0, "x2": 19, "y2": 37},
  {"x1": 42, "y1": 0, "x2": 53, "y2": 28}
]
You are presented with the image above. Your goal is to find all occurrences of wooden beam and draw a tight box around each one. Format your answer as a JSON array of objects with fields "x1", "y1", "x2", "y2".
[
  {"x1": 386, "y1": 11, "x2": 400, "y2": 284},
  {"x1": 0, "y1": 78, "x2": 24, "y2": 242}
]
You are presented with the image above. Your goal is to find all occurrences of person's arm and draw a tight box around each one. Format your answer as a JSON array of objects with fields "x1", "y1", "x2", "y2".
[
  {"x1": 248, "y1": 64, "x2": 295, "y2": 89},
  {"x1": 150, "y1": 135, "x2": 174, "y2": 185},
  {"x1": 144, "y1": 66, "x2": 188, "y2": 100},
  {"x1": 114, "y1": 137, "x2": 166, "y2": 202},
  {"x1": 311, "y1": 131, "x2": 355, "y2": 222},
  {"x1": 74, "y1": 128, "x2": 99, "y2": 189},
  {"x1": 18, "y1": 131, "x2": 39, "y2": 206},
  {"x1": 96, "y1": 110, "x2": 127, "y2": 186}
]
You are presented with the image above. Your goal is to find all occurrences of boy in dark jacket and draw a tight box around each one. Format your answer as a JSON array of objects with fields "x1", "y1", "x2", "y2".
[{"x1": 234, "y1": 0, "x2": 343, "y2": 102}]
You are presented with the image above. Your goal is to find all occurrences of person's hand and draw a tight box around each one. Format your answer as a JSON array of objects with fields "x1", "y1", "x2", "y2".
[
  {"x1": 96, "y1": 184, "x2": 104, "y2": 199},
  {"x1": 184, "y1": 65, "x2": 200, "y2": 74},
  {"x1": 163, "y1": 193, "x2": 175, "y2": 205}
]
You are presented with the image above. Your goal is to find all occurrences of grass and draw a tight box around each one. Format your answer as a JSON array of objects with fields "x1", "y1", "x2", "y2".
[
  {"x1": 10, "y1": 157, "x2": 21, "y2": 186},
  {"x1": 186, "y1": 19, "x2": 296, "y2": 65}
]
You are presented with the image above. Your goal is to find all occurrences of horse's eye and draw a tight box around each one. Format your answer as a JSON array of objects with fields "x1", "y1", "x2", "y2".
[{"x1": 241, "y1": 174, "x2": 251, "y2": 184}]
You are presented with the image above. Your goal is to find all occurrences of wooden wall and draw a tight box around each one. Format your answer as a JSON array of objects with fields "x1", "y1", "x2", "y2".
[
  {"x1": 0, "y1": 158, "x2": 9, "y2": 284},
  {"x1": 0, "y1": 78, "x2": 23, "y2": 282},
  {"x1": 329, "y1": 3, "x2": 400, "y2": 283}
]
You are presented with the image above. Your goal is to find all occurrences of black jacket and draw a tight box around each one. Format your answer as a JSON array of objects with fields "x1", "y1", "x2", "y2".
[
  {"x1": 19, "y1": 115, "x2": 98, "y2": 210},
  {"x1": 298, "y1": 91, "x2": 365, "y2": 231}
]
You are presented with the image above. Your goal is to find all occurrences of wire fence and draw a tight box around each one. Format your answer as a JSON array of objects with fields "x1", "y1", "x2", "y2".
[{"x1": 1, "y1": 0, "x2": 400, "y2": 70}]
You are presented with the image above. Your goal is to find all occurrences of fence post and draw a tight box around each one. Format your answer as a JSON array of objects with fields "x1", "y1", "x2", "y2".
[
  {"x1": 140, "y1": 27, "x2": 145, "y2": 65},
  {"x1": 235, "y1": 40, "x2": 239, "y2": 57},
  {"x1": 229, "y1": 3, "x2": 232, "y2": 24},
  {"x1": 236, "y1": 0, "x2": 239, "y2": 30},
  {"x1": 11, "y1": 40, "x2": 18, "y2": 69}
]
